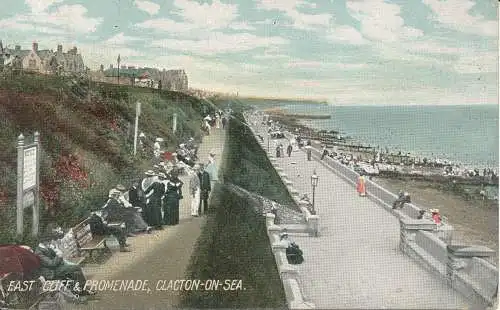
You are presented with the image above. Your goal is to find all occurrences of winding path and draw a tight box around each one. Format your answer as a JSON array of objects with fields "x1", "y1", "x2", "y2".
[{"x1": 73, "y1": 129, "x2": 226, "y2": 309}]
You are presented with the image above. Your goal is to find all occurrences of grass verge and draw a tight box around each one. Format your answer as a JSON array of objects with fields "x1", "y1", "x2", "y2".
[{"x1": 179, "y1": 110, "x2": 288, "y2": 308}]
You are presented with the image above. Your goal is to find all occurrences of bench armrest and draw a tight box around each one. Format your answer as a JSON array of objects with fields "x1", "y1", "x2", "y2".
[{"x1": 107, "y1": 222, "x2": 125, "y2": 228}]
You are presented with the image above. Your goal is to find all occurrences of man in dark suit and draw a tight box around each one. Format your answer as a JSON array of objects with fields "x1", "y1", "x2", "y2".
[
  {"x1": 88, "y1": 211, "x2": 130, "y2": 252},
  {"x1": 198, "y1": 163, "x2": 211, "y2": 214}
]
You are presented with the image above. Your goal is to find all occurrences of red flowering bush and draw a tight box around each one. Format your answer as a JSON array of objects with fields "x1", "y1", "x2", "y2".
[{"x1": 55, "y1": 154, "x2": 89, "y2": 188}]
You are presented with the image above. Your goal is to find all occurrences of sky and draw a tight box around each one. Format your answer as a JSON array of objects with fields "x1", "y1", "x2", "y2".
[{"x1": 0, "y1": 0, "x2": 498, "y2": 104}]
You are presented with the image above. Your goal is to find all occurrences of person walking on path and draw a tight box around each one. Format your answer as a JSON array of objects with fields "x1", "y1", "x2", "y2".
[
  {"x1": 305, "y1": 140, "x2": 312, "y2": 161},
  {"x1": 164, "y1": 170, "x2": 183, "y2": 225},
  {"x1": 206, "y1": 150, "x2": 219, "y2": 192},
  {"x1": 356, "y1": 174, "x2": 367, "y2": 197},
  {"x1": 189, "y1": 164, "x2": 201, "y2": 216},
  {"x1": 276, "y1": 144, "x2": 281, "y2": 158},
  {"x1": 198, "y1": 163, "x2": 211, "y2": 214},
  {"x1": 321, "y1": 145, "x2": 328, "y2": 160},
  {"x1": 287, "y1": 143, "x2": 293, "y2": 157},
  {"x1": 144, "y1": 172, "x2": 165, "y2": 230}
]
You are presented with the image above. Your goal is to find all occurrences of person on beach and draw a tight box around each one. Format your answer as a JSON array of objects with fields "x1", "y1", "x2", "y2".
[
  {"x1": 287, "y1": 143, "x2": 293, "y2": 157},
  {"x1": 189, "y1": 164, "x2": 201, "y2": 216}
]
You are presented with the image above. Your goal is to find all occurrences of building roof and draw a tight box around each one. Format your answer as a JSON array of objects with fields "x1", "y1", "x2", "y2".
[{"x1": 104, "y1": 67, "x2": 152, "y2": 78}]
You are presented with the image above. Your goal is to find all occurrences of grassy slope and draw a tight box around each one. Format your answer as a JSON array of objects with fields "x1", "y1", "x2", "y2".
[
  {"x1": 0, "y1": 73, "x2": 212, "y2": 244},
  {"x1": 180, "y1": 111, "x2": 295, "y2": 308}
]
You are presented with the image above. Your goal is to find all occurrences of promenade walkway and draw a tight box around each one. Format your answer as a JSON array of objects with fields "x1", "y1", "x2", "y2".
[
  {"x1": 250, "y1": 118, "x2": 469, "y2": 309},
  {"x1": 73, "y1": 128, "x2": 226, "y2": 309}
]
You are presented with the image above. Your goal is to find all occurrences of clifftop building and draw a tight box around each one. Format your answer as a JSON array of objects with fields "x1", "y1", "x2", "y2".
[
  {"x1": 0, "y1": 40, "x2": 86, "y2": 75},
  {"x1": 100, "y1": 65, "x2": 188, "y2": 91}
]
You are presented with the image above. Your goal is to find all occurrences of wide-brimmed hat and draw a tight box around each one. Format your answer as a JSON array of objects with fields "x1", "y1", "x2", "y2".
[
  {"x1": 109, "y1": 189, "x2": 121, "y2": 197},
  {"x1": 139, "y1": 132, "x2": 145, "y2": 137},
  {"x1": 158, "y1": 172, "x2": 167, "y2": 179},
  {"x1": 155, "y1": 137, "x2": 163, "y2": 142},
  {"x1": 209, "y1": 149, "x2": 216, "y2": 155},
  {"x1": 430, "y1": 208, "x2": 439, "y2": 213},
  {"x1": 145, "y1": 170, "x2": 156, "y2": 176},
  {"x1": 193, "y1": 164, "x2": 200, "y2": 171},
  {"x1": 115, "y1": 184, "x2": 127, "y2": 192}
]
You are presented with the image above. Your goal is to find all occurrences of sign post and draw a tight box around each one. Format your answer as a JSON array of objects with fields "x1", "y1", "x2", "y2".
[
  {"x1": 16, "y1": 132, "x2": 40, "y2": 237},
  {"x1": 173, "y1": 113, "x2": 177, "y2": 133},
  {"x1": 133, "y1": 101, "x2": 141, "y2": 156}
]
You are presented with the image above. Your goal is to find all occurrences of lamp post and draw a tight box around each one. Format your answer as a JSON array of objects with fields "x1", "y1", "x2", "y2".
[
  {"x1": 267, "y1": 131, "x2": 270, "y2": 152},
  {"x1": 311, "y1": 169, "x2": 319, "y2": 214}
]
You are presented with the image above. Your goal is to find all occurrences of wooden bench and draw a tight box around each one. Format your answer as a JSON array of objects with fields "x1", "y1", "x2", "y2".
[{"x1": 70, "y1": 217, "x2": 124, "y2": 264}]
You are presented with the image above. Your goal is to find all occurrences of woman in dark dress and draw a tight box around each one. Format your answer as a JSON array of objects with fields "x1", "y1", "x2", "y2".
[
  {"x1": 165, "y1": 170, "x2": 183, "y2": 225},
  {"x1": 144, "y1": 174, "x2": 165, "y2": 229}
]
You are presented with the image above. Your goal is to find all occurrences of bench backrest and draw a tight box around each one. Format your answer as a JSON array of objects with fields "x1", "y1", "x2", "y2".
[
  {"x1": 73, "y1": 219, "x2": 93, "y2": 249},
  {"x1": 51, "y1": 230, "x2": 78, "y2": 259}
]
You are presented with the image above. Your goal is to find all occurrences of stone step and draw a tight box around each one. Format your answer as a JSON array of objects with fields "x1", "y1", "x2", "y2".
[{"x1": 281, "y1": 224, "x2": 309, "y2": 234}]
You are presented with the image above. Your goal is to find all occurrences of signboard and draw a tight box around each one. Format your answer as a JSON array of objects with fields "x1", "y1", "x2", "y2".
[
  {"x1": 23, "y1": 147, "x2": 37, "y2": 190},
  {"x1": 23, "y1": 190, "x2": 34, "y2": 209}
]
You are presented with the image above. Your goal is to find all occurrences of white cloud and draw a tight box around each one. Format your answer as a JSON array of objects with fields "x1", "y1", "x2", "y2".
[
  {"x1": 422, "y1": 0, "x2": 498, "y2": 37},
  {"x1": 346, "y1": 0, "x2": 423, "y2": 42},
  {"x1": 327, "y1": 25, "x2": 367, "y2": 45},
  {"x1": 151, "y1": 32, "x2": 288, "y2": 55},
  {"x1": 171, "y1": 0, "x2": 238, "y2": 30},
  {"x1": 25, "y1": 0, "x2": 63, "y2": 13},
  {"x1": 0, "y1": 4, "x2": 102, "y2": 34},
  {"x1": 255, "y1": 0, "x2": 333, "y2": 30},
  {"x1": 229, "y1": 21, "x2": 255, "y2": 30},
  {"x1": 105, "y1": 33, "x2": 143, "y2": 46},
  {"x1": 134, "y1": 0, "x2": 160, "y2": 16},
  {"x1": 453, "y1": 51, "x2": 497, "y2": 74}
]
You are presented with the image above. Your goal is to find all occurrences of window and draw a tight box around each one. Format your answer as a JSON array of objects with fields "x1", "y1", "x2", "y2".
[{"x1": 28, "y1": 59, "x2": 36, "y2": 68}]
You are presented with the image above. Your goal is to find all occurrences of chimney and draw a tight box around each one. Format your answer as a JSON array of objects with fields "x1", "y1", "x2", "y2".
[
  {"x1": 15, "y1": 45, "x2": 20, "y2": 51},
  {"x1": 72, "y1": 46, "x2": 77, "y2": 54},
  {"x1": 32, "y1": 42, "x2": 38, "y2": 51},
  {"x1": 57, "y1": 44, "x2": 62, "y2": 53}
]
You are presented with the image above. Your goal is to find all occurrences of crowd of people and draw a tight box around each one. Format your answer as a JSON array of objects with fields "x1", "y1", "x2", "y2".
[{"x1": 1, "y1": 111, "x2": 227, "y2": 307}]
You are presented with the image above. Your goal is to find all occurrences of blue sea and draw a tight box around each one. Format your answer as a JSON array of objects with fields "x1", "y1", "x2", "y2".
[{"x1": 257, "y1": 103, "x2": 499, "y2": 170}]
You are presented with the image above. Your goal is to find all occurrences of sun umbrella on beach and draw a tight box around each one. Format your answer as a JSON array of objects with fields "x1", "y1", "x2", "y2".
[{"x1": 0, "y1": 245, "x2": 41, "y2": 277}]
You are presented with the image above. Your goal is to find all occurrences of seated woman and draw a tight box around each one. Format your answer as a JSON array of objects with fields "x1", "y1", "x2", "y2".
[
  {"x1": 33, "y1": 233, "x2": 95, "y2": 296},
  {"x1": 279, "y1": 232, "x2": 304, "y2": 265}
]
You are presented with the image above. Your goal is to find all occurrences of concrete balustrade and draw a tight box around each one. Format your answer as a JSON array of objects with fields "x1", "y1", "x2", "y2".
[
  {"x1": 264, "y1": 212, "x2": 315, "y2": 308},
  {"x1": 399, "y1": 217, "x2": 498, "y2": 308}
]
